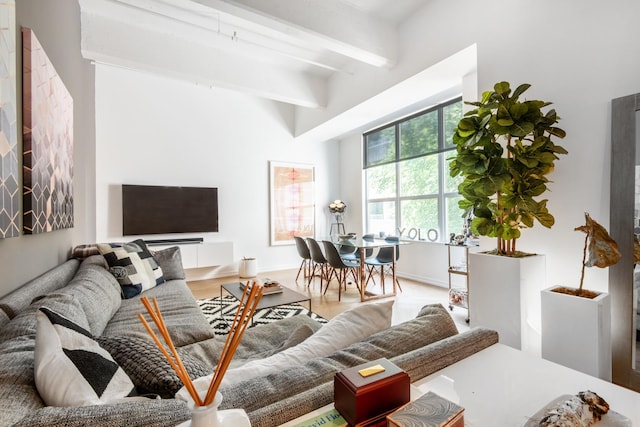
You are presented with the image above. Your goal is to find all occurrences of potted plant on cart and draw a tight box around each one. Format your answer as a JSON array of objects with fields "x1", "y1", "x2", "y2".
[
  {"x1": 541, "y1": 213, "x2": 621, "y2": 380},
  {"x1": 449, "y1": 81, "x2": 568, "y2": 351}
]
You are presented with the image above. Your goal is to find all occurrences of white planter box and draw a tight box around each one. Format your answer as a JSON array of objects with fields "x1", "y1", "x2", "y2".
[
  {"x1": 468, "y1": 252, "x2": 545, "y2": 355},
  {"x1": 541, "y1": 286, "x2": 611, "y2": 381}
]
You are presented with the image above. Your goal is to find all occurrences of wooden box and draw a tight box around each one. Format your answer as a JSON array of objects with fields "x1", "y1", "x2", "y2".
[
  {"x1": 387, "y1": 391, "x2": 464, "y2": 427},
  {"x1": 334, "y1": 358, "x2": 410, "y2": 426}
]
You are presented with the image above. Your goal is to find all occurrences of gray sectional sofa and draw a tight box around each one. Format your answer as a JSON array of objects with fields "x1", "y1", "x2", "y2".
[{"x1": 0, "y1": 251, "x2": 498, "y2": 427}]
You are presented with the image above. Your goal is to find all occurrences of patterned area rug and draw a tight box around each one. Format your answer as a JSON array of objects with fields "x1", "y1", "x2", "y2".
[{"x1": 198, "y1": 296, "x2": 327, "y2": 336}]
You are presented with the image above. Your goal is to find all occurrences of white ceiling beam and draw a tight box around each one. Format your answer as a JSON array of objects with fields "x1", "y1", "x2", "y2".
[
  {"x1": 80, "y1": 10, "x2": 326, "y2": 108},
  {"x1": 294, "y1": 45, "x2": 478, "y2": 144},
  {"x1": 190, "y1": 0, "x2": 397, "y2": 67}
]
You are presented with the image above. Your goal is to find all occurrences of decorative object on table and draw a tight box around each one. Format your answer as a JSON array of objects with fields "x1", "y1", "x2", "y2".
[
  {"x1": 541, "y1": 213, "x2": 621, "y2": 380},
  {"x1": 0, "y1": 0, "x2": 18, "y2": 239},
  {"x1": 337, "y1": 233, "x2": 356, "y2": 242},
  {"x1": 387, "y1": 391, "x2": 464, "y2": 427},
  {"x1": 238, "y1": 257, "x2": 257, "y2": 278},
  {"x1": 139, "y1": 285, "x2": 263, "y2": 427},
  {"x1": 22, "y1": 28, "x2": 74, "y2": 234},
  {"x1": 269, "y1": 161, "x2": 315, "y2": 246},
  {"x1": 523, "y1": 390, "x2": 631, "y2": 427},
  {"x1": 449, "y1": 81, "x2": 567, "y2": 257},
  {"x1": 329, "y1": 199, "x2": 346, "y2": 236},
  {"x1": 240, "y1": 279, "x2": 283, "y2": 295},
  {"x1": 334, "y1": 358, "x2": 410, "y2": 427}
]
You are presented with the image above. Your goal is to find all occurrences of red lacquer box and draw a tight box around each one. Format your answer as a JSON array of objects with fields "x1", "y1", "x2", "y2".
[{"x1": 334, "y1": 358, "x2": 410, "y2": 426}]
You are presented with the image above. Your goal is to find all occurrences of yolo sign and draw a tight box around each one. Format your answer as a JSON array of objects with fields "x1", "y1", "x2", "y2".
[{"x1": 396, "y1": 227, "x2": 439, "y2": 242}]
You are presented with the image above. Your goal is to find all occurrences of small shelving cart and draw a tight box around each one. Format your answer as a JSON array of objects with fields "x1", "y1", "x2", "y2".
[{"x1": 446, "y1": 244, "x2": 471, "y2": 323}]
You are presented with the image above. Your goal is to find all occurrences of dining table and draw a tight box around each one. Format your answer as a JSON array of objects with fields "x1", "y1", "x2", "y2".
[{"x1": 327, "y1": 235, "x2": 409, "y2": 302}]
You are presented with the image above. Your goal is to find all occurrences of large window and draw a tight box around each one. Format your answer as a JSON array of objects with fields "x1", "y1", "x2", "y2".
[{"x1": 364, "y1": 98, "x2": 463, "y2": 241}]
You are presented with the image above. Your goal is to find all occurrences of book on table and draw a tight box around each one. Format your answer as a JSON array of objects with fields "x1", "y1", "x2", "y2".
[{"x1": 240, "y1": 280, "x2": 283, "y2": 295}]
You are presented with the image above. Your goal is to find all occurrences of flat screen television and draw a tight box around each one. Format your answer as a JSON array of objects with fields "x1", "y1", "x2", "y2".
[{"x1": 122, "y1": 184, "x2": 218, "y2": 236}]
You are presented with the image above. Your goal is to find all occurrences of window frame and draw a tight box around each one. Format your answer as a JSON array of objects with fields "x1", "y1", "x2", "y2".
[{"x1": 363, "y1": 97, "x2": 462, "y2": 241}]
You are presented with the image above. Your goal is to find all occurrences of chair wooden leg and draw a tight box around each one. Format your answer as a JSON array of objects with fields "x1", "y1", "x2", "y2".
[
  {"x1": 365, "y1": 265, "x2": 377, "y2": 287},
  {"x1": 350, "y1": 268, "x2": 361, "y2": 293},
  {"x1": 307, "y1": 262, "x2": 317, "y2": 288},
  {"x1": 323, "y1": 265, "x2": 335, "y2": 295},
  {"x1": 296, "y1": 259, "x2": 306, "y2": 281}
]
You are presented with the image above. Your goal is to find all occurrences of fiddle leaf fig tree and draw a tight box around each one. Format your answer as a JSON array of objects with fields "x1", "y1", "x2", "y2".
[{"x1": 449, "y1": 81, "x2": 568, "y2": 256}]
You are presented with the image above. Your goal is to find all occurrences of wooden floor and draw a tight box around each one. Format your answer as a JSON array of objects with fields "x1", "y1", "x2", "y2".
[{"x1": 187, "y1": 266, "x2": 470, "y2": 331}]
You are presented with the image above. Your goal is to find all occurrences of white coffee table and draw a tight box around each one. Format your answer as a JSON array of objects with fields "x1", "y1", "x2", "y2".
[
  {"x1": 415, "y1": 344, "x2": 639, "y2": 426},
  {"x1": 282, "y1": 343, "x2": 640, "y2": 426}
]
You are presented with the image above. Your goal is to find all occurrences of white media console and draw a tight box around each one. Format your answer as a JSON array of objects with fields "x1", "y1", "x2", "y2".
[{"x1": 149, "y1": 240, "x2": 234, "y2": 270}]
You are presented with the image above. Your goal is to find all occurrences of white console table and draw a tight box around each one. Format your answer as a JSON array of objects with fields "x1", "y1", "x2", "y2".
[{"x1": 151, "y1": 241, "x2": 233, "y2": 269}]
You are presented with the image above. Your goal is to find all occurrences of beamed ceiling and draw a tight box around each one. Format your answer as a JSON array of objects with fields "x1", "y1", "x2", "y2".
[{"x1": 79, "y1": 0, "x2": 428, "y2": 109}]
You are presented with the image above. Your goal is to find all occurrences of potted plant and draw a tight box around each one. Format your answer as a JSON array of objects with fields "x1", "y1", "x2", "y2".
[
  {"x1": 450, "y1": 81, "x2": 568, "y2": 353},
  {"x1": 541, "y1": 213, "x2": 621, "y2": 380},
  {"x1": 449, "y1": 81, "x2": 568, "y2": 256}
]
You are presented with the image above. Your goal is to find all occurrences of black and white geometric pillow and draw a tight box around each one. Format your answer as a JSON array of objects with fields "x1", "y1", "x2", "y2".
[
  {"x1": 34, "y1": 307, "x2": 139, "y2": 407},
  {"x1": 97, "y1": 239, "x2": 165, "y2": 299}
]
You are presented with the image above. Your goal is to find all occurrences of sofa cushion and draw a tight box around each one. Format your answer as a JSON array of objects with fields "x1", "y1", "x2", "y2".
[
  {"x1": 0, "y1": 259, "x2": 80, "y2": 329},
  {"x1": 215, "y1": 300, "x2": 394, "y2": 389},
  {"x1": 0, "y1": 293, "x2": 89, "y2": 426},
  {"x1": 98, "y1": 240, "x2": 164, "y2": 298},
  {"x1": 58, "y1": 257, "x2": 123, "y2": 336},
  {"x1": 34, "y1": 307, "x2": 138, "y2": 407},
  {"x1": 246, "y1": 328, "x2": 499, "y2": 427},
  {"x1": 96, "y1": 335, "x2": 211, "y2": 398},
  {"x1": 178, "y1": 314, "x2": 323, "y2": 370},
  {"x1": 11, "y1": 398, "x2": 191, "y2": 427},
  {"x1": 151, "y1": 246, "x2": 185, "y2": 281},
  {"x1": 215, "y1": 304, "x2": 458, "y2": 415},
  {"x1": 102, "y1": 279, "x2": 215, "y2": 347},
  {"x1": 0, "y1": 293, "x2": 90, "y2": 344}
]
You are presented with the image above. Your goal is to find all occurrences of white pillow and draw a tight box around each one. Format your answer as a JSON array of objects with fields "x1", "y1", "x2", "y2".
[
  {"x1": 34, "y1": 307, "x2": 138, "y2": 407},
  {"x1": 180, "y1": 300, "x2": 394, "y2": 401}
]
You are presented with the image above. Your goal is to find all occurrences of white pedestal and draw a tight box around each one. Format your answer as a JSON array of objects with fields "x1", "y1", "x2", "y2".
[
  {"x1": 468, "y1": 252, "x2": 546, "y2": 355},
  {"x1": 541, "y1": 286, "x2": 611, "y2": 381}
]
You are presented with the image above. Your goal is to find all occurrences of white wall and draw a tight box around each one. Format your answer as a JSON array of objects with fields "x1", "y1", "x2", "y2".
[
  {"x1": 332, "y1": 0, "x2": 640, "y2": 292},
  {"x1": 94, "y1": 64, "x2": 337, "y2": 277}
]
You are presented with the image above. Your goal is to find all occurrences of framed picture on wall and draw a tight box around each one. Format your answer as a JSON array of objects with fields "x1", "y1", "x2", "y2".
[{"x1": 269, "y1": 161, "x2": 315, "y2": 246}]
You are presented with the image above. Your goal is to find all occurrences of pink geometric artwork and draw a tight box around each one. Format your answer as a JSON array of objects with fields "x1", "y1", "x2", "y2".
[
  {"x1": 269, "y1": 161, "x2": 315, "y2": 245},
  {"x1": 22, "y1": 28, "x2": 74, "y2": 234},
  {"x1": 0, "y1": 0, "x2": 18, "y2": 238}
]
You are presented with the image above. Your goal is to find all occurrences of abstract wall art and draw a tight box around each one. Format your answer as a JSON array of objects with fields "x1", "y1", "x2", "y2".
[
  {"x1": 269, "y1": 161, "x2": 315, "y2": 246},
  {"x1": 0, "y1": 0, "x2": 18, "y2": 238},
  {"x1": 22, "y1": 28, "x2": 74, "y2": 234}
]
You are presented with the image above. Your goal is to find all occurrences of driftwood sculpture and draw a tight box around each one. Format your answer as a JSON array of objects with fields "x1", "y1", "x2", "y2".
[{"x1": 575, "y1": 213, "x2": 621, "y2": 296}]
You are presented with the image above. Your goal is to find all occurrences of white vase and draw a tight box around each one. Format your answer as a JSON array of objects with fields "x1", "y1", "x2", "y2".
[
  {"x1": 541, "y1": 286, "x2": 611, "y2": 381},
  {"x1": 178, "y1": 392, "x2": 251, "y2": 427},
  {"x1": 239, "y1": 258, "x2": 257, "y2": 278}
]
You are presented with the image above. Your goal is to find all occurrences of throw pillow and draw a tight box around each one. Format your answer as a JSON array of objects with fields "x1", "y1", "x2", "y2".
[
  {"x1": 98, "y1": 239, "x2": 164, "y2": 299},
  {"x1": 150, "y1": 246, "x2": 185, "y2": 281},
  {"x1": 96, "y1": 335, "x2": 211, "y2": 398},
  {"x1": 34, "y1": 307, "x2": 138, "y2": 407},
  {"x1": 180, "y1": 300, "x2": 394, "y2": 398}
]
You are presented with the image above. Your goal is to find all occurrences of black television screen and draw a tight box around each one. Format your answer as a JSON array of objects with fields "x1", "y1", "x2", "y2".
[{"x1": 122, "y1": 184, "x2": 218, "y2": 235}]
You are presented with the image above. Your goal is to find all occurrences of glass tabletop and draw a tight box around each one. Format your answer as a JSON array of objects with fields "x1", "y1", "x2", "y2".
[{"x1": 325, "y1": 235, "x2": 408, "y2": 248}]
